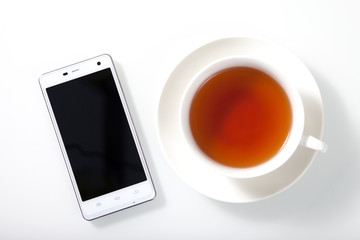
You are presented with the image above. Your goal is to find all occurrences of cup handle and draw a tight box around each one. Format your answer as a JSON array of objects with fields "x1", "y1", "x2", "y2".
[{"x1": 300, "y1": 135, "x2": 328, "y2": 152}]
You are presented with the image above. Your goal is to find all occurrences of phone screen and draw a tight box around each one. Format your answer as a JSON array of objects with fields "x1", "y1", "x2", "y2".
[{"x1": 46, "y1": 68, "x2": 147, "y2": 202}]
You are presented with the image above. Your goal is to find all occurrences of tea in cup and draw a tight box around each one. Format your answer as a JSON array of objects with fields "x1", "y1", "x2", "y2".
[{"x1": 181, "y1": 57, "x2": 327, "y2": 178}]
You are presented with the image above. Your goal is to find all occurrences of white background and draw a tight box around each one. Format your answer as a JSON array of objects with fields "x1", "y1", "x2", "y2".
[{"x1": 1, "y1": 0, "x2": 359, "y2": 239}]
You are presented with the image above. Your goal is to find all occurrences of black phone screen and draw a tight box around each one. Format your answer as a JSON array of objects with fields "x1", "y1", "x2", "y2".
[{"x1": 46, "y1": 68, "x2": 147, "y2": 201}]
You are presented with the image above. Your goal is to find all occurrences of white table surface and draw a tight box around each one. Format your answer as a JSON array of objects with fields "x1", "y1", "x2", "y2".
[{"x1": 1, "y1": 0, "x2": 359, "y2": 239}]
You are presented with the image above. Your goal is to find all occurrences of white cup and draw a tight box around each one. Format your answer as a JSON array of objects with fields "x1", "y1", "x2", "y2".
[{"x1": 180, "y1": 57, "x2": 327, "y2": 179}]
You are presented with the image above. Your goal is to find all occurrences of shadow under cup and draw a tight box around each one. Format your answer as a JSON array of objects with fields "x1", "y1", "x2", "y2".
[{"x1": 180, "y1": 58, "x2": 306, "y2": 179}]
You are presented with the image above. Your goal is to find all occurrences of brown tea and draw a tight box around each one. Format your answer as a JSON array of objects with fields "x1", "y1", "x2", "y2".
[{"x1": 189, "y1": 67, "x2": 292, "y2": 168}]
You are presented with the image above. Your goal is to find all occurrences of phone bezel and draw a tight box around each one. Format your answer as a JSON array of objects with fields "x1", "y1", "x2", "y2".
[{"x1": 39, "y1": 54, "x2": 156, "y2": 220}]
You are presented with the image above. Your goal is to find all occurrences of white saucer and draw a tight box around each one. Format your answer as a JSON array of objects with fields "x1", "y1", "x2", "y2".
[{"x1": 157, "y1": 37, "x2": 324, "y2": 202}]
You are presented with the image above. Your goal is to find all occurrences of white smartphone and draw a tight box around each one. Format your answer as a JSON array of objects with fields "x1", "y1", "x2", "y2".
[{"x1": 39, "y1": 54, "x2": 156, "y2": 220}]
